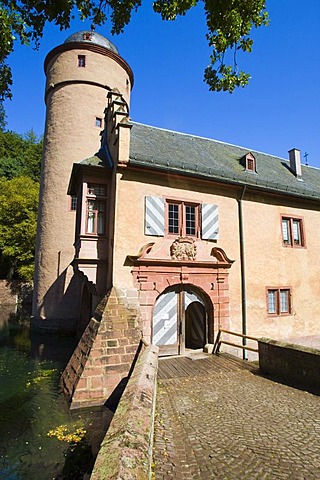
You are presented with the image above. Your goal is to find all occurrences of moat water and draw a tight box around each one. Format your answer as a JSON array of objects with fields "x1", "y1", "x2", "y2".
[{"x1": 0, "y1": 306, "x2": 112, "y2": 480}]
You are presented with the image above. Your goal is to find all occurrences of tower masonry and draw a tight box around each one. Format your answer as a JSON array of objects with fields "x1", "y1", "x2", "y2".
[{"x1": 32, "y1": 31, "x2": 133, "y2": 331}]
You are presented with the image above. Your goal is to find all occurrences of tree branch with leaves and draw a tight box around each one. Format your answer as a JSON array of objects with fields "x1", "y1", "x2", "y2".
[{"x1": 0, "y1": 0, "x2": 269, "y2": 104}]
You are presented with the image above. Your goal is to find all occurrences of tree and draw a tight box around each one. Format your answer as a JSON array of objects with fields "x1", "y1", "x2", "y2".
[
  {"x1": 0, "y1": 0, "x2": 268, "y2": 103},
  {"x1": 0, "y1": 103, "x2": 6, "y2": 131},
  {"x1": 0, "y1": 129, "x2": 42, "y2": 181},
  {"x1": 0, "y1": 176, "x2": 39, "y2": 280}
]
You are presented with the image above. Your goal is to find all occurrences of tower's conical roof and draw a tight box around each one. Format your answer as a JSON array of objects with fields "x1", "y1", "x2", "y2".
[{"x1": 64, "y1": 31, "x2": 118, "y2": 54}]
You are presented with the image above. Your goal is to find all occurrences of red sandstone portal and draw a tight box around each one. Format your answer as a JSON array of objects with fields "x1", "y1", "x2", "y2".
[{"x1": 130, "y1": 241, "x2": 234, "y2": 355}]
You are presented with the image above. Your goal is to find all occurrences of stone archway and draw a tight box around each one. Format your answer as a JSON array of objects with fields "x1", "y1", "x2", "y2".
[{"x1": 129, "y1": 241, "x2": 234, "y2": 348}]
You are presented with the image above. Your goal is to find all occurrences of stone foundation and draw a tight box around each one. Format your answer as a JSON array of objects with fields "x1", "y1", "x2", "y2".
[{"x1": 61, "y1": 287, "x2": 142, "y2": 409}]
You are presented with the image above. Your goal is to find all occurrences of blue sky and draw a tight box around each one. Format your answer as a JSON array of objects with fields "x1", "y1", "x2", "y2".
[{"x1": 4, "y1": 1, "x2": 320, "y2": 167}]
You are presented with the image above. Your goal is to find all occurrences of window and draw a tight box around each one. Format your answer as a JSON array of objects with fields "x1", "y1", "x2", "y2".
[
  {"x1": 86, "y1": 184, "x2": 107, "y2": 235},
  {"x1": 70, "y1": 195, "x2": 77, "y2": 211},
  {"x1": 95, "y1": 117, "x2": 102, "y2": 128},
  {"x1": 78, "y1": 55, "x2": 86, "y2": 67},
  {"x1": 144, "y1": 197, "x2": 219, "y2": 240},
  {"x1": 83, "y1": 33, "x2": 92, "y2": 41},
  {"x1": 167, "y1": 201, "x2": 199, "y2": 237},
  {"x1": 267, "y1": 288, "x2": 292, "y2": 315},
  {"x1": 281, "y1": 216, "x2": 304, "y2": 247},
  {"x1": 245, "y1": 152, "x2": 256, "y2": 173}
]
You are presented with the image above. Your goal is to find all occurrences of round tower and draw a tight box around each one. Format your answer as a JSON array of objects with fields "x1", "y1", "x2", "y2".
[{"x1": 32, "y1": 31, "x2": 133, "y2": 331}]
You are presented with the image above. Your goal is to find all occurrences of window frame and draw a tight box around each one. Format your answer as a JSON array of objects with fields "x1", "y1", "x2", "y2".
[
  {"x1": 266, "y1": 287, "x2": 292, "y2": 316},
  {"x1": 78, "y1": 55, "x2": 86, "y2": 67},
  {"x1": 69, "y1": 194, "x2": 77, "y2": 212},
  {"x1": 166, "y1": 199, "x2": 200, "y2": 238},
  {"x1": 95, "y1": 117, "x2": 102, "y2": 128},
  {"x1": 245, "y1": 152, "x2": 256, "y2": 173},
  {"x1": 281, "y1": 215, "x2": 305, "y2": 248},
  {"x1": 85, "y1": 183, "x2": 107, "y2": 236}
]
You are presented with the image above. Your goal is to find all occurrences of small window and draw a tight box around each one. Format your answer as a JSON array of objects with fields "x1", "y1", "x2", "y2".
[
  {"x1": 168, "y1": 203, "x2": 179, "y2": 234},
  {"x1": 167, "y1": 201, "x2": 199, "y2": 237},
  {"x1": 86, "y1": 184, "x2": 107, "y2": 235},
  {"x1": 245, "y1": 152, "x2": 256, "y2": 173},
  {"x1": 83, "y1": 33, "x2": 92, "y2": 41},
  {"x1": 95, "y1": 117, "x2": 102, "y2": 128},
  {"x1": 267, "y1": 288, "x2": 292, "y2": 316},
  {"x1": 281, "y1": 216, "x2": 304, "y2": 247},
  {"x1": 78, "y1": 55, "x2": 86, "y2": 67},
  {"x1": 70, "y1": 195, "x2": 77, "y2": 211},
  {"x1": 88, "y1": 184, "x2": 106, "y2": 196}
]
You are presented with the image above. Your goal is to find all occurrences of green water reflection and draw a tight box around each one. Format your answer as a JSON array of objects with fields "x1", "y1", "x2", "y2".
[{"x1": 0, "y1": 308, "x2": 112, "y2": 479}]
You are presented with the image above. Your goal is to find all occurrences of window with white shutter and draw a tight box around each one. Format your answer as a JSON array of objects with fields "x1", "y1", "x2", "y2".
[{"x1": 144, "y1": 197, "x2": 219, "y2": 241}]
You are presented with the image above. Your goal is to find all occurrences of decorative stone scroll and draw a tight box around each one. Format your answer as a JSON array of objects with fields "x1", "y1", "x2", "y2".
[{"x1": 170, "y1": 237, "x2": 197, "y2": 261}]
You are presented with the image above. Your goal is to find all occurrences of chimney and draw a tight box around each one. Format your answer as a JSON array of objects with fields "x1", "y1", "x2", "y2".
[{"x1": 288, "y1": 148, "x2": 302, "y2": 179}]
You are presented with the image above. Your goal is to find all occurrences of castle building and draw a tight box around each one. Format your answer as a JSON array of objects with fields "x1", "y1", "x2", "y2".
[{"x1": 33, "y1": 31, "x2": 320, "y2": 405}]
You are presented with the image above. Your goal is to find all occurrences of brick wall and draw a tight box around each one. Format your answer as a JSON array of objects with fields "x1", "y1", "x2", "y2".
[
  {"x1": 61, "y1": 287, "x2": 142, "y2": 409},
  {"x1": 90, "y1": 344, "x2": 159, "y2": 480}
]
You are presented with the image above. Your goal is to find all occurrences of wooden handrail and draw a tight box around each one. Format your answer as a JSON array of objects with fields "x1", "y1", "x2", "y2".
[
  {"x1": 213, "y1": 329, "x2": 259, "y2": 355},
  {"x1": 218, "y1": 329, "x2": 259, "y2": 342}
]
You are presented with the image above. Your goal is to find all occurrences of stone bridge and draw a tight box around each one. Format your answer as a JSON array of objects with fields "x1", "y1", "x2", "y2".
[
  {"x1": 154, "y1": 353, "x2": 320, "y2": 479},
  {"x1": 91, "y1": 349, "x2": 320, "y2": 479}
]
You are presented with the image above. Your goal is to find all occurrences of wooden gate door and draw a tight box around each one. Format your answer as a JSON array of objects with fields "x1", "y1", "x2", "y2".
[
  {"x1": 152, "y1": 289, "x2": 180, "y2": 356},
  {"x1": 185, "y1": 301, "x2": 206, "y2": 349},
  {"x1": 153, "y1": 288, "x2": 207, "y2": 356}
]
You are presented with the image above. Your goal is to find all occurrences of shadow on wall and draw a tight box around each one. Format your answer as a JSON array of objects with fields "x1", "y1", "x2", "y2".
[{"x1": 32, "y1": 266, "x2": 84, "y2": 333}]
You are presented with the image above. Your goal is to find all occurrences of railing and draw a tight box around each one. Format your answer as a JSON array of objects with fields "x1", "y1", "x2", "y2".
[{"x1": 213, "y1": 328, "x2": 259, "y2": 355}]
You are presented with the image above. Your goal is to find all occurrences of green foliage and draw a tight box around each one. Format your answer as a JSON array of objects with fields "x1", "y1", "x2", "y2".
[
  {"x1": 0, "y1": 176, "x2": 39, "y2": 280},
  {"x1": 0, "y1": 0, "x2": 269, "y2": 102},
  {"x1": 0, "y1": 129, "x2": 42, "y2": 180},
  {"x1": 0, "y1": 103, "x2": 7, "y2": 132}
]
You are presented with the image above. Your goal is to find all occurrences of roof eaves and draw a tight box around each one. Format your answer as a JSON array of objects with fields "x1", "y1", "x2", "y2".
[{"x1": 128, "y1": 156, "x2": 320, "y2": 203}]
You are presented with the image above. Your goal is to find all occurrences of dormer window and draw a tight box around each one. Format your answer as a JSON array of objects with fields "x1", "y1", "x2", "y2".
[
  {"x1": 83, "y1": 33, "x2": 92, "y2": 41},
  {"x1": 245, "y1": 152, "x2": 256, "y2": 173}
]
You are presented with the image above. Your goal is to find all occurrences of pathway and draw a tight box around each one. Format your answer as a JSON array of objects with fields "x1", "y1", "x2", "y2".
[{"x1": 153, "y1": 353, "x2": 320, "y2": 479}]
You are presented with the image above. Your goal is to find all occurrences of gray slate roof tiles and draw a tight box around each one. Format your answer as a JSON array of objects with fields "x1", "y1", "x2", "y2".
[{"x1": 129, "y1": 122, "x2": 320, "y2": 201}]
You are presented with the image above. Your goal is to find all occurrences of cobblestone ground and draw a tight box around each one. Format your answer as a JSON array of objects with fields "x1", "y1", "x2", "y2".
[{"x1": 153, "y1": 356, "x2": 320, "y2": 479}]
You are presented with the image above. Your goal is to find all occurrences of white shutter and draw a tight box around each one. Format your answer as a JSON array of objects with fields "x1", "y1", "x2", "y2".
[
  {"x1": 201, "y1": 204, "x2": 219, "y2": 240},
  {"x1": 145, "y1": 196, "x2": 165, "y2": 236}
]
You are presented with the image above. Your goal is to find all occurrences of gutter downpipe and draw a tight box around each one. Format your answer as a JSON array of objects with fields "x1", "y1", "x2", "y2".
[{"x1": 238, "y1": 186, "x2": 247, "y2": 360}]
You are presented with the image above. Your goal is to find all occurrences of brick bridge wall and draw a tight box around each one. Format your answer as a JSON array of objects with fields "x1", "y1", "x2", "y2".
[
  {"x1": 61, "y1": 287, "x2": 142, "y2": 409},
  {"x1": 90, "y1": 344, "x2": 159, "y2": 480}
]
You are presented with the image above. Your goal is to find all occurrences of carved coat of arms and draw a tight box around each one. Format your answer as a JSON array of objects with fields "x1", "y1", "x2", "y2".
[{"x1": 170, "y1": 237, "x2": 197, "y2": 261}]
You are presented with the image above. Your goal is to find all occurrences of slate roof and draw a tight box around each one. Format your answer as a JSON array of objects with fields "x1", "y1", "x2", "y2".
[
  {"x1": 79, "y1": 155, "x2": 105, "y2": 166},
  {"x1": 129, "y1": 122, "x2": 320, "y2": 202},
  {"x1": 64, "y1": 31, "x2": 118, "y2": 53}
]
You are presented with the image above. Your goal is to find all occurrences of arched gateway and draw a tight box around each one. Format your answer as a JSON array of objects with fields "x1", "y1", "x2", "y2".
[
  {"x1": 152, "y1": 286, "x2": 208, "y2": 355},
  {"x1": 130, "y1": 241, "x2": 234, "y2": 356}
]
